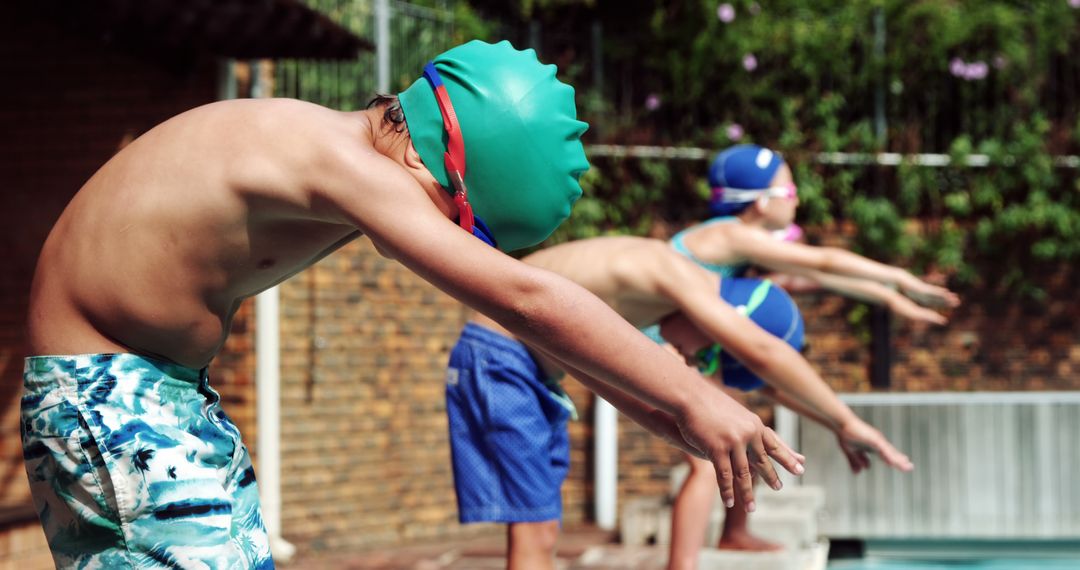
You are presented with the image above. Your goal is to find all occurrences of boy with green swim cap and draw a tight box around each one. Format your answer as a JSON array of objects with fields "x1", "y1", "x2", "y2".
[
  {"x1": 447, "y1": 236, "x2": 909, "y2": 570},
  {"x1": 23, "y1": 40, "x2": 803, "y2": 567},
  {"x1": 397, "y1": 39, "x2": 591, "y2": 252}
]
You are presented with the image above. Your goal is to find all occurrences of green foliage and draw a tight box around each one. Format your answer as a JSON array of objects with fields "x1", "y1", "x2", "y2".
[
  {"x1": 297, "y1": 1, "x2": 1079, "y2": 297},
  {"x1": 546, "y1": 158, "x2": 691, "y2": 243},
  {"x1": 505, "y1": 0, "x2": 1080, "y2": 298}
]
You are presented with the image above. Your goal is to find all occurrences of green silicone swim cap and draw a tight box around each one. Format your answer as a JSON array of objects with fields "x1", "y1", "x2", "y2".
[{"x1": 398, "y1": 40, "x2": 590, "y2": 252}]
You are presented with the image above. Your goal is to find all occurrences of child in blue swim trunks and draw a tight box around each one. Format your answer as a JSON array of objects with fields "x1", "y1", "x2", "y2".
[
  {"x1": 445, "y1": 236, "x2": 905, "y2": 570},
  {"x1": 24, "y1": 42, "x2": 803, "y2": 568}
]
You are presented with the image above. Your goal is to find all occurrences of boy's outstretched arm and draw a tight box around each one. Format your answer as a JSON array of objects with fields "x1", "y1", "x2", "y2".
[
  {"x1": 645, "y1": 252, "x2": 912, "y2": 471},
  {"x1": 666, "y1": 275, "x2": 914, "y2": 473},
  {"x1": 760, "y1": 386, "x2": 913, "y2": 473},
  {"x1": 321, "y1": 151, "x2": 804, "y2": 510},
  {"x1": 532, "y1": 345, "x2": 806, "y2": 477},
  {"x1": 532, "y1": 345, "x2": 806, "y2": 509},
  {"x1": 726, "y1": 226, "x2": 960, "y2": 309},
  {"x1": 530, "y1": 345, "x2": 705, "y2": 459}
]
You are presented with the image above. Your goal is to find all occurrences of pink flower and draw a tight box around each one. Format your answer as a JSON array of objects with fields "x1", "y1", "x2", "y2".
[
  {"x1": 1070, "y1": 0, "x2": 1080, "y2": 9},
  {"x1": 717, "y1": 3, "x2": 736, "y2": 23},
  {"x1": 964, "y1": 61, "x2": 988, "y2": 81},
  {"x1": 726, "y1": 123, "x2": 744, "y2": 141},
  {"x1": 645, "y1": 94, "x2": 661, "y2": 111},
  {"x1": 742, "y1": 53, "x2": 758, "y2": 72},
  {"x1": 949, "y1": 57, "x2": 966, "y2": 77}
]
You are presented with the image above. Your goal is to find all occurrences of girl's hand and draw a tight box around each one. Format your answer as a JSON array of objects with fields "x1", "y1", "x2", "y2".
[
  {"x1": 900, "y1": 273, "x2": 961, "y2": 309},
  {"x1": 888, "y1": 295, "x2": 949, "y2": 325}
]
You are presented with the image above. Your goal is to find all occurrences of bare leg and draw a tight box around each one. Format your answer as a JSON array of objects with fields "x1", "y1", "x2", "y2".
[
  {"x1": 508, "y1": 520, "x2": 560, "y2": 570},
  {"x1": 717, "y1": 484, "x2": 783, "y2": 552},
  {"x1": 667, "y1": 454, "x2": 718, "y2": 570}
]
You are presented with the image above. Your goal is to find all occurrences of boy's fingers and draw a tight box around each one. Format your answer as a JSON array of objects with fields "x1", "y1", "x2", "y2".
[
  {"x1": 858, "y1": 451, "x2": 871, "y2": 471},
  {"x1": 875, "y1": 439, "x2": 914, "y2": 471},
  {"x1": 750, "y1": 437, "x2": 782, "y2": 491},
  {"x1": 884, "y1": 450, "x2": 914, "y2": 471},
  {"x1": 714, "y1": 454, "x2": 736, "y2": 509},
  {"x1": 763, "y1": 428, "x2": 805, "y2": 475},
  {"x1": 843, "y1": 449, "x2": 861, "y2": 473},
  {"x1": 731, "y1": 450, "x2": 756, "y2": 512}
]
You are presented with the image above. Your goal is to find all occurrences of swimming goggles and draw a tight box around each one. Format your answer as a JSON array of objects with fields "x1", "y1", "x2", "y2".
[
  {"x1": 421, "y1": 62, "x2": 497, "y2": 248},
  {"x1": 693, "y1": 279, "x2": 774, "y2": 375},
  {"x1": 711, "y1": 182, "x2": 798, "y2": 204}
]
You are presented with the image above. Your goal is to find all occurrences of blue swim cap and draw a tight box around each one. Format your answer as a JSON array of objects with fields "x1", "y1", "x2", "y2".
[
  {"x1": 708, "y1": 145, "x2": 785, "y2": 217},
  {"x1": 701, "y1": 278, "x2": 805, "y2": 391}
]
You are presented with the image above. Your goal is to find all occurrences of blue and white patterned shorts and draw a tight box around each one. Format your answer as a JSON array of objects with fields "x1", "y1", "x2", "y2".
[{"x1": 21, "y1": 353, "x2": 273, "y2": 569}]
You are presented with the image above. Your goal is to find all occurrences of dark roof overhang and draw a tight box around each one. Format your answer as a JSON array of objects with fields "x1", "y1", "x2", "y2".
[{"x1": 26, "y1": 0, "x2": 372, "y2": 61}]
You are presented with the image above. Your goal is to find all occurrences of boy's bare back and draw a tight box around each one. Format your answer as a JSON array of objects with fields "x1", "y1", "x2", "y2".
[
  {"x1": 28, "y1": 98, "x2": 382, "y2": 367},
  {"x1": 473, "y1": 236, "x2": 720, "y2": 346}
]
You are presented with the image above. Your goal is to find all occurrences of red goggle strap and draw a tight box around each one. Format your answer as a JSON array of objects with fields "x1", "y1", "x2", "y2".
[
  {"x1": 451, "y1": 172, "x2": 474, "y2": 231},
  {"x1": 422, "y1": 63, "x2": 473, "y2": 232}
]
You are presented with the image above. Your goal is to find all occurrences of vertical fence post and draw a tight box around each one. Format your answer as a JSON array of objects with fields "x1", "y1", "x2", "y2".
[
  {"x1": 594, "y1": 398, "x2": 618, "y2": 530},
  {"x1": 376, "y1": 0, "x2": 391, "y2": 93},
  {"x1": 252, "y1": 59, "x2": 297, "y2": 561},
  {"x1": 591, "y1": 20, "x2": 604, "y2": 92},
  {"x1": 873, "y1": 8, "x2": 887, "y2": 147},
  {"x1": 529, "y1": 20, "x2": 541, "y2": 53},
  {"x1": 591, "y1": 20, "x2": 604, "y2": 139},
  {"x1": 217, "y1": 59, "x2": 237, "y2": 101},
  {"x1": 870, "y1": 7, "x2": 892, "y2": 389}
]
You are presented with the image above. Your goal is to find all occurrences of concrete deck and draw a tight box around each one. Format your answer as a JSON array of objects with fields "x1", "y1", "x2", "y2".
[
  {"x1": 285, "y1": 524, "x2": 829, "y2": 569},
  {"x1": 285, "y1": 470, "x2": 830, "y2": 569}
]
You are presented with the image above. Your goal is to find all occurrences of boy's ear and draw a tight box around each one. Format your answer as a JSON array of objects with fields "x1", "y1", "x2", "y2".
[
  {"x1": 754, "y1": 194, "x2": 771, "y2": 211},
  {"x1": 403, "y1": 139, "x2": 427, "y2": 170}
]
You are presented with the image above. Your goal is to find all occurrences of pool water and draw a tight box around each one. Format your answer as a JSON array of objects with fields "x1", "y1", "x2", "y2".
[
  {"x1": 828, "y1": 539, "x2": 1080, "y2": 570},
  {"x1": 830, "y1": 560, "x2": 1080, "y2": 570}
]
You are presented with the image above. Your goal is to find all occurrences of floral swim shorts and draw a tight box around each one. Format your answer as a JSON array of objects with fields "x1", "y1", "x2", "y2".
[{"x1": 21, "y1": 353, "x2": 273, "y2": 569}]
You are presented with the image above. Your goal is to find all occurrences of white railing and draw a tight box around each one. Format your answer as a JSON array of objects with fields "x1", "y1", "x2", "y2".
[
  {"x1": 586, "y1": 144, "x2": 1080, "y2": 169},
  {"x1": 780, "y1": 392, "x2": 1080, "y2": 539}
]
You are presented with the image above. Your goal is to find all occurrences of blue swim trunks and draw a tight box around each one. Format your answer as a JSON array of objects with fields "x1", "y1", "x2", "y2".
[
  {"x1": 445, "y1": 323, "x2": 573, "y2": 524},
  {"x1": 20, "y1": 354, "x2": 273, "y2": 569}
]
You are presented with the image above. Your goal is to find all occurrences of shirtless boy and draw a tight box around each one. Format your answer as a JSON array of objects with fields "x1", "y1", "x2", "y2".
[
  {"x1": 445, "y1": 236, "x2": 908, "y2": 569},
  {"x1": 21, "y1": 41, "x2": 803, "y2": 568}
]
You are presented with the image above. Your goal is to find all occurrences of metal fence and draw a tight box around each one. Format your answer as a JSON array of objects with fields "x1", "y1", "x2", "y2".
[
  {"x1": 782, "y1": 392, "x2": 1080, "y2": 540},
  {"x1": 273, "y1": 0, "x2": 454, "y2": 107}
]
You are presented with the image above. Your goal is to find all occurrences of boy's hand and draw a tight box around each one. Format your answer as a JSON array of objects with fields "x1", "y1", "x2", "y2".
[
  {"x1": 677, "y1": 388, "x2": 805, "y2": 512},
  {"x1": 836, "y1": 418, "x2": 914, "y2": 474},
  {"x1": 899, "y1": 273, "x2": 961, "y2": 309}
]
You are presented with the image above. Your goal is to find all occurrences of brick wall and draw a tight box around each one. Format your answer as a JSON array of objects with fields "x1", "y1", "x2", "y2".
[
  {"x1": 0, "y1": 7, "x2": 253, "y2": 566},
  {"x1": 270, "y1": 228, "x2": 1078, "y2": 555},
  {"x1": 277, "y1": 239, "x2": 491, "y2": 552}
]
